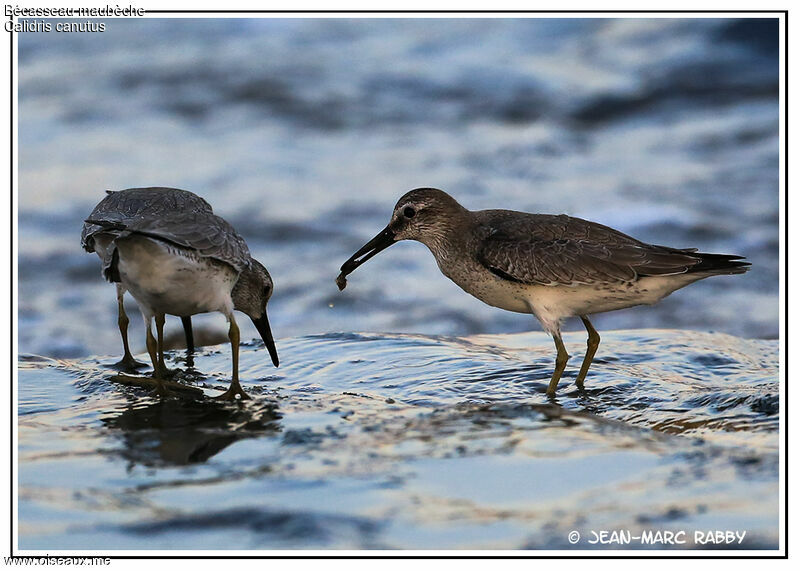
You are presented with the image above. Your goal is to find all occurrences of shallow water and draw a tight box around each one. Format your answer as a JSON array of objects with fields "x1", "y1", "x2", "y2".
[{"x1": 18, "y1": 330, "x2": 778, "y2": 550}]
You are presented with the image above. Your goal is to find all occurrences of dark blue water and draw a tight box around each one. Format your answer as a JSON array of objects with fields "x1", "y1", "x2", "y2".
[{"x1": 18, "y1": 17, "x2": 778, "y2": 359}]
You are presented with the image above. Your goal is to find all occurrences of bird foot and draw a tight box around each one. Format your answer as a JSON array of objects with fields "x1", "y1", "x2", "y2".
[
  {"x1": 214, "y1": 382, "x2": 251, "y2": 401},
  {"x1": 148, "y1": 381, "x2": 175, "y2": 399},
  {"x1": 111, "y1": 355, "x2": 149, "y2": 372},
  {"x1": 155, "y1": 364, "x2": 179, "y2": 379}
]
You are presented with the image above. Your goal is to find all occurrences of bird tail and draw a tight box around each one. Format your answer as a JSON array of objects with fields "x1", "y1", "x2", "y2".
[
  {"x1": 102, "y1": 246, "x2": 121, "y2": 283},
  {"x1": 687, "y1": 252, "x2": 751, "y2": 275}
]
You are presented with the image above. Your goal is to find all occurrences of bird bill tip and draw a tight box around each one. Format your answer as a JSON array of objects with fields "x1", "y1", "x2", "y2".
[{"x1": 251, "y1": 314, "x2": 280, "y2": 369}]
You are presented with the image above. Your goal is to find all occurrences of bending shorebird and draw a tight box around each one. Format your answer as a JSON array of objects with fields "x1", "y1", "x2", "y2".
[
  {"x1": 85, "y1": 187, "x2": 279, "y2": 399},
  {"x1": 336, "y1": 188, "x2": 750, "y2": 396},
  {"x1": 82, "y1": 188, "x2": 211, "y2": 369}
]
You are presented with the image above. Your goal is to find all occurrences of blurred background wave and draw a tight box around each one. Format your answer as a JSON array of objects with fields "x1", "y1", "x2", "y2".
[{"x1": 17, "y1": 17, "x2": 779, "y2": 358}]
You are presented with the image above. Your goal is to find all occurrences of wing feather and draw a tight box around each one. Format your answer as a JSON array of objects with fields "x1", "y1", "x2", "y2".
[
  {"x1": 81, "y1": 187, "x2": 213, "y2": 252},
  {"x1": 111, "y1": 210, "x2": 251, "y2": 272},
  {"x1": 476, "y1": 212, "x2": 704, "y2": 286}
]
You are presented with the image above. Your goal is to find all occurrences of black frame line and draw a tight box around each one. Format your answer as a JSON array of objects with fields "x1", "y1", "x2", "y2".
[
  {"x1": 144, "y1": 9, "x2": 783, "y2": 13},
  {"x1": 6, "y1": 8, "x2": 789, "y2": 560},
  {"x1": 8, "y1": 21, "x2": 12, "y2": 563}
]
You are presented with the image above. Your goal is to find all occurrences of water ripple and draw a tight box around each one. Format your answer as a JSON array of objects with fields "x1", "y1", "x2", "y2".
[{"x1": 17, "y1": 329, "x2": 778, "y2": 550}]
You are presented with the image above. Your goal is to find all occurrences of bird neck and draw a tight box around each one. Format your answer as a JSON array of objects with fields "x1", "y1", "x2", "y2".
[
  {"x1": 417, "y1": 209, "x2": 475, "y2": 268},
  {"x1": 230, "y1": 279, "x2": 246, "y2": 311},
  {"x1": 231, "y1": 266, "x2": 255, "y2": 311}
]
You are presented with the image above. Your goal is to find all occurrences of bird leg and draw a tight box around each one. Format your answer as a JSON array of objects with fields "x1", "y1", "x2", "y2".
[
  {"x1": 145, "y1": 318, "x2": 171, "y2": 397},
  {"x1": 181, "y1": 315, "x2": 195, "y2": 368},
  {"x1": 154, "y1": 313, "x2": 173, "y2": 378},
  {"x1": 576, "y1": 315, "x2": 600, "y2": 389},
  {"x1": 182, "y1": 315, "x2": 195, "y2": 353},
  {"x1": 113, "y1": 287, "x2": 147, "y2": 371},
  {"x1": 215, "y1": 317, "x2": 250, "y2": 401},
  {"x1": 546, "y1": 331, "x2": 570, "y2": 396}
]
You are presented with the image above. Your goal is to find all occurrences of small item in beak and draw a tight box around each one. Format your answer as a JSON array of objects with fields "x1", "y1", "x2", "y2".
[{"x1": 336, "y1": 227, "x2": 396, "y2": 291}]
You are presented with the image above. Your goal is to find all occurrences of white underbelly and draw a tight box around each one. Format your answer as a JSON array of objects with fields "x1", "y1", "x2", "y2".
[
  {"x1": 526, "y1": 283, "x2": 643, "y2": 318},
  {"x1": 445, "y1": 261, "x2": 697, "y2": 334},
  {"x1": 446, "y1": 269, "x2": 532, "y2": 314},
  {"x1": 522, "y1": 276, "x2": 697, "y2": 332},
  {"x1": 452, "y1": 276, "x2": 642, "y2": 319},
  {"x1": 115, "y1": 235, "x2": 237, "y2": 317}
]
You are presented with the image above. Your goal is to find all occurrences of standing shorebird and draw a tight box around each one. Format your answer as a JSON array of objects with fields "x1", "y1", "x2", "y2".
[
  {"x1": 82, "y1": 188, "x2": 210, "y2": 369},
  {"x1": 336, "y1": 188, "x2": 750, "y2": 396},
  {"x1": 84, "y1": 187, "x2": 280, "y2": 399}
]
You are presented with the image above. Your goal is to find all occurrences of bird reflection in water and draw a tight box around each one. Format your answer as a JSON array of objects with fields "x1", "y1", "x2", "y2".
[{"x1": 101, "y1": 398, "x2": 282, "y2": 467}]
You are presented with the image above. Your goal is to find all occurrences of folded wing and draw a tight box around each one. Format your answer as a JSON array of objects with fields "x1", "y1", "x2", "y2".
[
  {"x1": 86, "y1": 208, "x2": 251, "y2": 275},
  {"x1": 81, "y1": 187, "x2": 213, "y2": 252},
  {"x1": 476, "y1": 213, "x2": 746, "y2": 286}
]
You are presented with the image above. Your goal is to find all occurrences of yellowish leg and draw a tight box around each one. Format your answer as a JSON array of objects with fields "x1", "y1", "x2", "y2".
[
  {"x1": 118, "y1": 295, "x2": 132, "y2": 359},
  {"x1": 155, "y1": 313, "x2": 168, "y2": 376},
  {"x1": 215, "y1": 317, "x2": 250, "y2": 400},
  {"x1": 145, "y1": 320, "x2": 169, "y2": 397},
  {"x1": 546, "y1": 332, "x2": 570, "y2": 397},
  {"x1": 145, "y1": 322, "x2": 158, "y2": 371},
  {"x1": 575, "y1": 316, "x2": 600, "y2": 390},
  {"x1": 115, "y1": 288, "x2": 145, "y2": 370},
  {"x1": 109, "y1": 313, "x2": 204, "y2": 398},
  {"x1": 231, "y1": 319, "x2": 241, "y2": 390}
]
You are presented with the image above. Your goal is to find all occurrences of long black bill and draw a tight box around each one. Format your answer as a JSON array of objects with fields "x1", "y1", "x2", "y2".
[
  {"x1": 336, "y1": 227, "x2": 396, "y2": 290},
  {"x1": 251, "y1": 313, "x2": 279, "y2": 367}
]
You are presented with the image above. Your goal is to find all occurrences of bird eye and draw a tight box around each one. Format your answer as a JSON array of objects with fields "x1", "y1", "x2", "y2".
[{"x1": 403, "y1": 207, "x2": 416, "y2": 219}]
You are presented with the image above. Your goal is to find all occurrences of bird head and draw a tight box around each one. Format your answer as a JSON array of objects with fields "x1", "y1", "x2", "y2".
[
  {"x1": 232, "y1": 258, "x2": 279, "y2": 367},
  {"x1": 336, "y1": 188, "x2": 467, "y2": 289}
]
